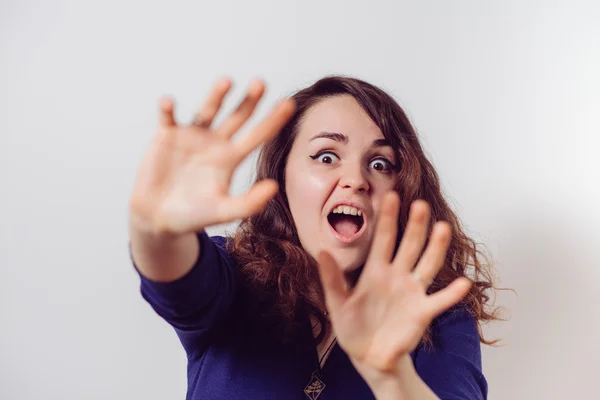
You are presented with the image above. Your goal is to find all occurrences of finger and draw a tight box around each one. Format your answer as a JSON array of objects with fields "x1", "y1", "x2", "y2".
[
  {"x1": 316, "y1": 251, "x2": 350, "y2": 314},
  {"x1": 192, "y1": 77, "x2": 233, "y2": 129},
  {"x1": 425, "y1": 277, "x2": 472, "y2": 319},
  {"x1": 365, "y1": 191, "x2": 400, "y2": 266},
  {"x1": 412, "y1": 221, "x2": 452, "y2": 286},
  {"x1": 159, "y1": 96, "x2": 176, "y2": 127},
  {"x1": 215, "y1": 179, "x2": 278, "y2": 222},
  {"x1": 215, "y1": 79, "x2": 265, "y2": 139},
  {"x1": 392, "y1": 200, "x2": 430, "y2": 272},
  {"x1": 233, "y1": 99, "x2": 296, "y2": 162}
]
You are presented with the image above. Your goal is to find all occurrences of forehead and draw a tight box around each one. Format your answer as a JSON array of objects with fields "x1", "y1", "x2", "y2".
[{"x1": 297, "y1": 94, "x2": 384, "y2": 142}]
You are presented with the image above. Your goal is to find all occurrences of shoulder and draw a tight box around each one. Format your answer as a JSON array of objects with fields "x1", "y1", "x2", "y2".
[
  {"x1": 430, "y1": 305, "x2": 480, "y2": 347},
  {"x1": 417, "y1": 305, "x2": 482, "y2": 365},
  {"x1": 207, "y1": 234, "x2": 231, "y2": 250},
  {"x1": 412, "y1": 305, "x2": 487, "y2": 399},
  {"x1": 198, "y1": 232, "x2": 235, "y2": 261}
]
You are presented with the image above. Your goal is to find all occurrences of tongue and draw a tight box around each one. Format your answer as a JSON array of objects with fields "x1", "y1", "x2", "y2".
[{"x1": 332, "y1": 217, "x2": 359, "y2": 237}]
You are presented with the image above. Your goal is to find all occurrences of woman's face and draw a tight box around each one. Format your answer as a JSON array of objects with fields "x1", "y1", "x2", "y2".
[{"x1": 284, "y1": 94, "x2": 398, "y2": 272}]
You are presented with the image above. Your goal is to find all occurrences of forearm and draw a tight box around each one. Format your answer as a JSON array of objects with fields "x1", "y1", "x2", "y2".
[
  {"x1": 359, "y1": 355, "x2": 439, "y2": 400},
  {"x1": 129, "y1": 214, "x2": 201, "y2": 282}
]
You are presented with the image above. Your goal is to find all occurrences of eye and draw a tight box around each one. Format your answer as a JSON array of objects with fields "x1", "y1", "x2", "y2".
[
  {"x1": 310, "y1": 151, "x2": 340, "y2": 165},
  {"x1": 369, "y1": 158, "x2": 394, "y2": 173}
]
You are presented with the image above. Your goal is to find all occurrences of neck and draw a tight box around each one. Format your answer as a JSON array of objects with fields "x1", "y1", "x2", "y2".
[{"x1": 309, "y1": 312, "x2": 331, "y2": 341}]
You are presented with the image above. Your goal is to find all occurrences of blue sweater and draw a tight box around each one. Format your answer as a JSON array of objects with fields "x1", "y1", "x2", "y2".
[{"x1": 133, "y1": 232, "x2": 487, "y2": 399}]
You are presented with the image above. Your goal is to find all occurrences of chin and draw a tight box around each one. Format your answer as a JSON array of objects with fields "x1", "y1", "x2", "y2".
[{"x1": 331, "y1": 249, "x2": 367, "y2": 273}]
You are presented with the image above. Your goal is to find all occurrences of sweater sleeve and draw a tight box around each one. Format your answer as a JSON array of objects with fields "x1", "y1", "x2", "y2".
[
  {"x1": 130, "y1": 232, "x2": 237, "y2": 357},
  {"x1": 413, "y1": 307, "x2": 488, "y2": 400}
]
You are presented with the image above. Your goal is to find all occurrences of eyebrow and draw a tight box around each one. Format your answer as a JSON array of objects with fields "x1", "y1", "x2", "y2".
[
  {"x1": 310, "y1": 131, "x2": 348, "y2": 143},
  {"x1": 309, "y1": 131, "x2": 392, "y2": 148}
]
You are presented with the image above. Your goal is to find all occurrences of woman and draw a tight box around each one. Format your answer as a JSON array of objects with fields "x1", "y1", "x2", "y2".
[{"x1": 129, "y1": 75, "x2": 498, "y2": 399}]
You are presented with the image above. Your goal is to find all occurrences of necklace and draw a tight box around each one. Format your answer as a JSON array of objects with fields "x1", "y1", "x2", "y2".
[{"x1": 303, "y1": 337, "x2": 337, "y2": 400}]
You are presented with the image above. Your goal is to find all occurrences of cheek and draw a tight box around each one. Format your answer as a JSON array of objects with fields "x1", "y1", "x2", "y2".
[
  {"x1": 370, "y1": 179, "x2": 398, "y2": 216},
  {"x1": 285, "y1": 165, "x2": 337, "y2": 254},
  {"x1": 287, "y1": 172, "x2": 331, "y2": 218}
]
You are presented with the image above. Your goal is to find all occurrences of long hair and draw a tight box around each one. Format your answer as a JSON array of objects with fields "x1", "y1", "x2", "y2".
[{"x1": 229, "y1": 75, "x2": 501, "y2": 346}]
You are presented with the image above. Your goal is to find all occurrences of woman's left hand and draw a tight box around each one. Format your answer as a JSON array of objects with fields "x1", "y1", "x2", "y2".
[{"x1": 316, "y1": 191, "x2": 472, "y2": 377}]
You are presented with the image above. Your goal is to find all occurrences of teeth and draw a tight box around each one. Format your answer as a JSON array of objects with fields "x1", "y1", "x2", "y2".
[{"x1": 332, "y1": 205, "x2": 362, "y2": 217}]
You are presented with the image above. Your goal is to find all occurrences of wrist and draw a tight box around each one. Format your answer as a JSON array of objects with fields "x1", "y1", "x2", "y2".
[{"x1": 355, "y1": 355, "x2": 420, "y2": 400}]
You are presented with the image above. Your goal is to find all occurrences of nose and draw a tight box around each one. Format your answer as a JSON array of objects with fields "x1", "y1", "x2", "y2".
[{"x1": 338, "y1": 163, "x2": 369, "y2": 192}]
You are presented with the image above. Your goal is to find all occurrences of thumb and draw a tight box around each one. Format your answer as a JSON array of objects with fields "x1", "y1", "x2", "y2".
[{"x1": 217, "y1": 179, "x2": 279, "y2": 222}]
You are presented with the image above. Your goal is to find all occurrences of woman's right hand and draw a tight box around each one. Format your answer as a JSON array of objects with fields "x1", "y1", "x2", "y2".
[{"x1": 129, "y1": 78, "x2": 295, "y2": 236}]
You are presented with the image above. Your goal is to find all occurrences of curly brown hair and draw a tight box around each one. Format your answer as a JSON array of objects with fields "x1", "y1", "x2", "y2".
[{"x1": 229, "y1": 75, "x2": 501, "y2": 347}]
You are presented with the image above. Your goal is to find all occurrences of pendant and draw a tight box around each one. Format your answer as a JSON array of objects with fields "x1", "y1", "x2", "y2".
[{"x1": 304, "y1": 372, "x2": 326, "y2": 399}]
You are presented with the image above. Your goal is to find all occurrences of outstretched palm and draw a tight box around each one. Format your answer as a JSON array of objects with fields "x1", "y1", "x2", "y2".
[
  {"x1": 129, "y1": 79, "x2": 295, "y2": 235},
  {"x1": 317, "y1": 192, "x2": 472, "y2": 374}
]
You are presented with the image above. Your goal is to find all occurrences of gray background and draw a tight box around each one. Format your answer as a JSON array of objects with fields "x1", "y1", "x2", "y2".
[{"x1": 1, "y1": 0, "x2": 599, "y2": 399}]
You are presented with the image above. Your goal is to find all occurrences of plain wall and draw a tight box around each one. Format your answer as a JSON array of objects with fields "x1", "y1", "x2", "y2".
[{"x1": 1, "y1": 1, "x2": 599, "y2": 399}]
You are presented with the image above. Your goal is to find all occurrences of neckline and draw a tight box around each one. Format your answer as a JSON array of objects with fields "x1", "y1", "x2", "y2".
[{"x1": 312, "y1": 336, "x2": 337, "y2": 377}]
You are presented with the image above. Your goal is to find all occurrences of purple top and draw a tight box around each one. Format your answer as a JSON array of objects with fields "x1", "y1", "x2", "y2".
[{"x1": 133, "y1": 232, "x2": 487, "y2": 399}]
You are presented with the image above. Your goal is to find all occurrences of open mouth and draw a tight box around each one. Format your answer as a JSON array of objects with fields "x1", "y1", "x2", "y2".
[{"x1": 327, "y1": 206, "x2": 366, "y2": 243}]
